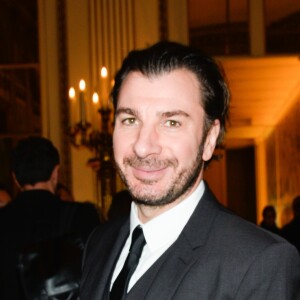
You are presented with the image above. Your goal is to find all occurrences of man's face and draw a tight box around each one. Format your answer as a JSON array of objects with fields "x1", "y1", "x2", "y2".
[{"x1": 113, "y1": 69, "x2": 219, "y2": 207}]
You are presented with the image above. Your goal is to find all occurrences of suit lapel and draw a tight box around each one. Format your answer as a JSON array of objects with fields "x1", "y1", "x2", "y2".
[
  {"x1": 128, "y1": 183, "x2": 221, "y2": 299},
  {"x1": 83, "y1": 220, "x2": 130, "y2": 300},
  {"x1": 127, "y1": 233, "x2": 203, "y2": 300}
]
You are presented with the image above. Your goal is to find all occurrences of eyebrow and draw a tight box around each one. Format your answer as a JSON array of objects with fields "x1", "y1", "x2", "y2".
[
  {"x1": 115, "y1": 107, "x2": 137, "y2": 117},
  {"x1": 162, "y1": 110, "x2": 189, "y2": 118},
  {"x1": 115, "y1": 108, "x2": 190, "y2": 119}
]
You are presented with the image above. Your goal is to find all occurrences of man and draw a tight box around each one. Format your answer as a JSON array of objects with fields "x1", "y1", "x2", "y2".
[
  {"x1": 259, "y1": 205, "x2": 281, "y2": 235},
  {"x1": 80, "y1": 42, "x2": 300, "y2": 299},
  {"x1": 282, "y1": 195, "x2": 300, "y2": 254},
  {"x1": 0, "y1": 137, "x2": 100, "y2": 299}
]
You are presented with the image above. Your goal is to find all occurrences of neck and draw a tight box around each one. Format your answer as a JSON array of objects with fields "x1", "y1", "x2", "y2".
[
  {"x1": 22, "y1": 181, "x2": 55, "y2": 194},
  {"x1": 136, "y1": 177, "x2": 203, "y2": 223},
  {"x1": 137, "y1": 199, "x2": 183, "y2": 223}
]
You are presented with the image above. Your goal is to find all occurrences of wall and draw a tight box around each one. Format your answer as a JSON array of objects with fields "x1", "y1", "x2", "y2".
[
  {"x1": 204, "y1": 149, "x2": 227, "y2": 206},
  {"x1": 168, "y1": 0, "x2": 188, "y2": 44},
  {"x1": 265, "y1": 97, "x2": 300, "y2": 226},
  {"x1": 38, "y1": 0, "x2": 62, "y2": 151},
  {"x1": 255, "y1": 139, "x2": 268, "y2": 224},
  {"x1": 64, "y1": 0, "x2": 188, "y2": 206}
]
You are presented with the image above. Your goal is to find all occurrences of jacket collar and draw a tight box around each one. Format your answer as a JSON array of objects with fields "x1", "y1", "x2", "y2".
[{"x1": 127, "y1": 182, "x2": 222, "y2": 299}]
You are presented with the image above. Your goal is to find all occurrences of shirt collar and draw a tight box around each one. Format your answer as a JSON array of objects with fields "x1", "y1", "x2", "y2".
[{"x1": 130, "y1": 180, "x2": 205, "y2": 252}]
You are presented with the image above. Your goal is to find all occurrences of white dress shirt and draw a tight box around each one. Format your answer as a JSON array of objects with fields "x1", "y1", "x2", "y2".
[{"x1": 110, "y1": 180, "x2": 205, "y2": 292}]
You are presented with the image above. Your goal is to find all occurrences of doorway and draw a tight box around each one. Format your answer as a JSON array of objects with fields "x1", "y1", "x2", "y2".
[{"x1": 226, "y1": 146, "x2": 257, "y2": 224}]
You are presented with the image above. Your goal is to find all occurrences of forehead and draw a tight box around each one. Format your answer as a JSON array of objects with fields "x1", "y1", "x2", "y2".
[{"x1": 117, "y1": 69, "x2": 202, "y2": 109}]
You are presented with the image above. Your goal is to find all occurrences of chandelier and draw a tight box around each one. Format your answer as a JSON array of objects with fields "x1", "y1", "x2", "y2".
[{"x1": 68, "y1": 67, "x2": 116, "y2": 218}]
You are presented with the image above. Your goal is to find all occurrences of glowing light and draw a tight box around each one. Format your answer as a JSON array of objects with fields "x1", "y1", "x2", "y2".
[
  {"x1": 92, "y1": 92, "x2": 99, "y2": 104},
  {"x1": 79, "y1": 79, "x2": 86, "y2": 91},
  {"x1": 69, "y1": 87, "x2": 75, "y2": 99},
  {"x1": 101, "y1": 67, "x2": 108, "y2": 78}
]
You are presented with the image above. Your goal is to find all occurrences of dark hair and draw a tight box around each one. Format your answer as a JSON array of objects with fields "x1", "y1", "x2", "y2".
[
  {"x1": 262, "y1": 205, "x2": 276, "y2": 218},
  {"x1": 292, "y1": 196, "x2": 300, "y2": 214},
  {"x1": 111, "y1": 41, "x2": 230, "y2": 145},
  {"x1": 12, "y1": 136, "x2": 60, "y2": 186}
]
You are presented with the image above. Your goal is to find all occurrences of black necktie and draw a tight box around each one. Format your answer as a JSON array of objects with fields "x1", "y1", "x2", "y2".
[{"x1": 110, "y1": 226, "x2": 146, "y2": 300}]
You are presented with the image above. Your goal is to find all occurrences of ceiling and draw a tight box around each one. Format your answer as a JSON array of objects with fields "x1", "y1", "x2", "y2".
[{"x1": 218, "y1": 55, "x2": 300, "y2": 148}]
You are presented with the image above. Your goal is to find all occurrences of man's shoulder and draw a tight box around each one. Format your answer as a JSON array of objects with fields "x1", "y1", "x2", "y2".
[
  {"x1": 82, "y1": 216, "x2": 128, "y2": 269},
  {"x1": 282, "y1": 217, "x2": 300, "y2": 230},
  {"x1": 61, "y1": 201, "x2": 100, "y2": 223},
  {"x1": 210, "y1": 204, "x2": 294, "y2": 259},
  {"x1": 85, "y1": 216, "x2": 128, "y2": 253},
  {"x1": 197, "y1": 186, "x2": 290, "y2": 254},
  {"x1": 68, "y1": 201, "x2": 98, "y2": 213},
  {"x1": 8, "y1": 190, "x2": 62, "y2": 209},
  {"x1": 90, "y1": 216, "x2": 128, "y2": 242}
]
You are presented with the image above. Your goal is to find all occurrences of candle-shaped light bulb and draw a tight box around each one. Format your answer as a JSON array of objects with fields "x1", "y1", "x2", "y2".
[
  {"x1": 92, "y1": 92, "x2": 99, "y2": 104},
  {"x1": 101, "y1": 67, "x2": 108, "y2": 78},
  {"x1": 79, "y1": 79, "x2": 86, "y2": 91},
  {"x1": 100, "y1": 67, "x2": 109, "y2": 109},
  {"x1": 68, "y1": 87, "x2": 76, "y2": 125},
  {"x1": 79, "y1": 79, "x2": 86, "y2": 124},
  {"x1": 69, "y1": 87, "x2": 75, "y2": 99}
]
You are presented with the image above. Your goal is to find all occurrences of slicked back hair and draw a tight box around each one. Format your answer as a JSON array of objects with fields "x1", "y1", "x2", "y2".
[{"x1": 111, "y1": 41, "x2": 230, "y2": 146}]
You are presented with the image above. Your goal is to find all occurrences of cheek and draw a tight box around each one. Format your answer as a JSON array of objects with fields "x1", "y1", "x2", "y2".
[
  {"x1": 113, "y1": 131, "x2": 132, "y2": 162},
  {"x1": 113, "y1": 132, "x2": 123, "y2": 162},
  {"x1": 171, "y1": 137, "x2": 200, "y2": 164}
]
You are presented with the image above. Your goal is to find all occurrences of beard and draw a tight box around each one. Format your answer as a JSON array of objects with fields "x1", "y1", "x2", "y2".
[{"x1": 115, "y1": 141, "x2": 205, "y2": 207}]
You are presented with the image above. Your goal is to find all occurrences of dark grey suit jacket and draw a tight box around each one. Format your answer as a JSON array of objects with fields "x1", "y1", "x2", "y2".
[{"x1": 81, "y1": 184, "x2": 300, "y2": 299}]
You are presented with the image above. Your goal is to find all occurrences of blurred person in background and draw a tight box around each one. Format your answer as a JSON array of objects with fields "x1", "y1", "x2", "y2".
[
  {"x1": 282, "y1": 195, "x2": 300, "y2": 254},
  {"x1": 0, "y1": 136, "x2": 100, "y2": 300},
  {"x1": 259, "y1": 205, "x2": 281, "y2": 235}
]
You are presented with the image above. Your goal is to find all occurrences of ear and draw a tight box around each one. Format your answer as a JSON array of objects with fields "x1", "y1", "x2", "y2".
[
  {"x1": 51, "y1": 165, "x2": 60, "y2": 188},
  {"x1": 202, "y1": 120, "x2": 220, "y2": 162}
]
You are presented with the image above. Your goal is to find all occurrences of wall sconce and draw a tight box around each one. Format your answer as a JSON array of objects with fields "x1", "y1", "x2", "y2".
[{"x1": 68, "y1": 67, "x2": 116, "y2": 218}]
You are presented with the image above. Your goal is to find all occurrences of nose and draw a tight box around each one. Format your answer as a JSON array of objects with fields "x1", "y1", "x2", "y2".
[{"x1": 133, "y1": 124, "x2": 162, "y2": 158}]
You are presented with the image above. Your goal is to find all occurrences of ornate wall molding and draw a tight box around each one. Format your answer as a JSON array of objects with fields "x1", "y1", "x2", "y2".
[
  {"x1": 88, "y1": 0, "x2": 136, "y2": 89},
  {"x1": 158, "y1": 0, "x2": 169, "y2": 41},
  {"x1": 57, "y1": 0, "x2": 72, "y2": 188}
]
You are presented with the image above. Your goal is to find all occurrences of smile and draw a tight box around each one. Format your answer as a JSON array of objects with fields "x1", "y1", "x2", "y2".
[{"x1": 131, "y1": 166, "x2": 168, "y2": 181}]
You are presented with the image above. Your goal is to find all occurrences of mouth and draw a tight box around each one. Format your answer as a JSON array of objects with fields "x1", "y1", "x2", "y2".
[
  {"x1": 124, "y1": 156, "x2": 177, "y2": 183},
  {"x1": 132, "y1": 166, "x2": 168, "y2": 182}
]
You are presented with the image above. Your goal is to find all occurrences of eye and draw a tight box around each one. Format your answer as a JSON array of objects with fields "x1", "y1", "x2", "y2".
[
  {"x1": 165, "y1": 120, "x2": 181, "y2": 127},
  {"x1": 122, "y1": 117, "x2": 137, "y2": 125}
]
